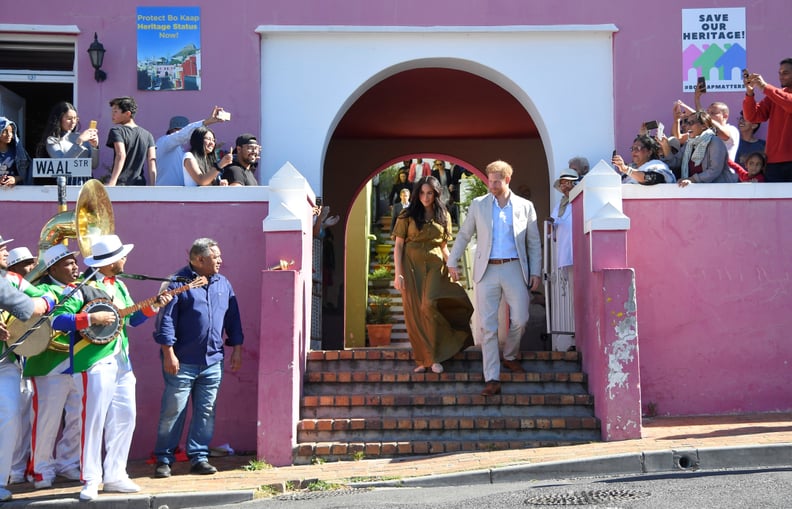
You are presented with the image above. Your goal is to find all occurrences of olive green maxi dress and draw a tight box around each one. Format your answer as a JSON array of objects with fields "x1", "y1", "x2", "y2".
[{"x1": 392, "y1": 213, "x2": 474, "y2": 368}]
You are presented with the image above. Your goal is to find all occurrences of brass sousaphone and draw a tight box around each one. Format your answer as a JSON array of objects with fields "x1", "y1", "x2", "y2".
[{"x1": 4, "y1": 180, "x2": 115, "y2": 356}]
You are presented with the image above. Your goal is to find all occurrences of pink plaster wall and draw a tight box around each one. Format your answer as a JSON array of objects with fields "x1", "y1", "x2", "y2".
[
  {"x1": 6, "y1": 0, "x2": 789, "y2": 185},
  {"x1": 0, "y1": 197, "x2": 271, "y2": 459},
  {"x1": 623, "y1": 196, "x2": 792, "y2": 416}
]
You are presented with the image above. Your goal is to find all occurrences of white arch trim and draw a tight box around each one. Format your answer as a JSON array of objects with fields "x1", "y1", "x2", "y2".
[{"x1": 257, "y1": 25, "x2": 617, "y2": 207}]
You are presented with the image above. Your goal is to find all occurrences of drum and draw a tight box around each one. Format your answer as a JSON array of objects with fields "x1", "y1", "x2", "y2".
[
  {"x1": 4, "y1": 315, "x2": 56, "y2": 357},
  {"x1": 80, "y1": 299, "x2": 122, "y2": 345}
]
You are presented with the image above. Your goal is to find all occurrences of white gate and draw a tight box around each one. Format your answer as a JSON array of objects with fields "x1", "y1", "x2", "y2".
[{"x1": 542, "y1": 220, "x2": 575, "y2": 351}]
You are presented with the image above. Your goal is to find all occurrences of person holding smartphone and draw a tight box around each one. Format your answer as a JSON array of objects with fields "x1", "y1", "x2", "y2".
[
  {"x1": 35, "y1": 101, "x2": 99, "y2": 185},
  {"x1": 743, "y1": 58, "x2": 792, "y2": 182}
]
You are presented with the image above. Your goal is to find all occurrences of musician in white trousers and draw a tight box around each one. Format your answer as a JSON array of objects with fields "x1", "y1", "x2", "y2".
[
  {"x1": 51, "y1": 235, "x2": 170, "y2": 501},
  {"x1": 0, "y1": 234, "x2": 54, "y2": 503},
  {"x1": 25, "y1": 245, "x2": 93, "y2": 489},
  {"x1": 3, "y1": 249, "x2": 52, "y2": 485}
]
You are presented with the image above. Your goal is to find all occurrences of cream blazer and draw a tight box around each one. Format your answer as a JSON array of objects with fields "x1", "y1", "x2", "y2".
[{"x1": 448, "y1": 192, "x2": 542, "y2": 285}]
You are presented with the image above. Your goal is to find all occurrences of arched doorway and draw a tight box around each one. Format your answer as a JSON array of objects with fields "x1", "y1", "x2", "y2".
[{"x1": 320, "y1": 67, "x2": 549, "y2": 349}]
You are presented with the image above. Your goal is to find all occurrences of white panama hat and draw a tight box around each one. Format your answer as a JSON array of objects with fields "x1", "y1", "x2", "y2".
[
  {"x1": 43, "y1": 244, "x2": 79, "y2": 269},
  {"x1": 84, "y1": 235, "x2": 134, "y2": 268},
  {"x1": 8, "y1": 246, "x2": 35, "y2": 267},
  {"x1": 553, "y1": 168, "x2": 580, "y2": 191}
]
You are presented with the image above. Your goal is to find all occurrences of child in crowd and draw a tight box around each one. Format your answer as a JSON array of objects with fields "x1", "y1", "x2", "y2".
[{"x1": 735, "y1": 151, "x2": 767, "y2": 182}]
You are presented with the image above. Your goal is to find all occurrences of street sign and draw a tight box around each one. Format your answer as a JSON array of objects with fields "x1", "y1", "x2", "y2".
[{"x1": 31, "y1": 158, "x2": 92, "y2": 178}]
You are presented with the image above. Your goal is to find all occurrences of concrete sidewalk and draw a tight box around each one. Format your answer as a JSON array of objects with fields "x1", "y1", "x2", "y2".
[{"x1": 5, "y1": 412, "x2": 792, "y2": 507}]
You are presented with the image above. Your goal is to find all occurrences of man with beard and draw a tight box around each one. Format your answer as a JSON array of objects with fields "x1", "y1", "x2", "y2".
[{"x1": 221, "y1": 134, "x2": 260, "y2": 186}]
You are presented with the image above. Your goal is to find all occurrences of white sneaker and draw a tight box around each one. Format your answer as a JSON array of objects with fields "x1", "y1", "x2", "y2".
[
  {"x1": 80, "y1": 483, "x2": 99, "y2": 501},
  {"x1": 33, "y1": 478, "x2": 53, "y2": 489},
  {"x1": 58, "y1": 467, "x2": 82, "y2": 481},
  {"x1": 103, "y1": 478, "x2": 141, "y2": 493},
  {"x1": 8, "y1": 473, "x2": 26, "y2": 484},
  {"x1": 0, "y1": 487, "x2": 12, "y2": 502}
]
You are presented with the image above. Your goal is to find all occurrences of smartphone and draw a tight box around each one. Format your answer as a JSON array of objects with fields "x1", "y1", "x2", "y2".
[
  {"x1": 656, "y1": 122, "x2": 665, "y2": 139},
  {"x1": 217, "y1": 110, "x2": 231, "y2": 121},
  {"x1": 742, "y1": 69, "x2": 750, "y2": 80},
  {"x1": 644, "y1": 120, "x2": 659, "y2": 130},
  {"x1": 89, "y1": 120, "x2": 97, "y2": 130},
  {"x1": 611, "y1": 150, "x2": 617, "y2": 158},
  {"x1": 697, "y1": 76, "x2": 707, "y2": 93}
]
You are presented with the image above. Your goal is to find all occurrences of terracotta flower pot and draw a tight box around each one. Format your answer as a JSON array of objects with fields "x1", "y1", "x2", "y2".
[{"x1": 366, "y1": 323, "x2": 392, "y2": 347}]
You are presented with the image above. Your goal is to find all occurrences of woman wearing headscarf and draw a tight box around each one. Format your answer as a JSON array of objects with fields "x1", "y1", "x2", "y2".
[{"x1": 0, "y1": 117, "x2": 31, "y2": 187}]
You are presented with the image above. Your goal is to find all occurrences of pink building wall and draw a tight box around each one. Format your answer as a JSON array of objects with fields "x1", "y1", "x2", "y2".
[
  {"x1": 0, "y1": 189, "x2": 303, "y2": 460},
  {"x1": 5, "y1": 0, "x2": 789, "y2": 186},
  {"x1": 622, "y1": 194, "x2": 792, "y2": 416},
  {"x1": 4, "y1": 0, "x2": 792, "y2": 462},
  {"x1": 571, "y1": 179, "x2": 792, "y2": 439}
]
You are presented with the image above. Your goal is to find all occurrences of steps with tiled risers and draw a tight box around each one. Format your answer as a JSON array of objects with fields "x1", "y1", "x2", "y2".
[{"x1": 294, "y1": 348, "x2": 599, "y2": 464}]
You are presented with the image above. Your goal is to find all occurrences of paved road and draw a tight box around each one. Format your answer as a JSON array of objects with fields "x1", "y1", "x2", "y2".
[{"x1": 204, "y1": 467, "x2": 792, "y2": 509}]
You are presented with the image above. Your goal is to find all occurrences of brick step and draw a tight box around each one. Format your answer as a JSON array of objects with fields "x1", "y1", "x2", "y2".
[
  {"x1": 305, "y1": 357, "x2": 581, "y2": 373},
  {"x1": 297, "y1": 348, "x2": 598, "y2": 464},
  {"x1": 297, "y1": 417, "x2": 600, "y2": 443},
  {"x1": 304, "y1": 370, "x2": 586, "y2": 385},
  {"x1": 302, "y1": 393, "x2": 594, "y2": 419},
  {"x1": 293, "y1": 439, "x2": 585, "y2": 465},
  {"x1": 306, "y1": 349, "x2": 580, "y2": 362}
]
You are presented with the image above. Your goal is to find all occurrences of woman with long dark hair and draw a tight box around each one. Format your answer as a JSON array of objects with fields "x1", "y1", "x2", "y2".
[
  {"x1": 182, "y1": 127, "x2": 227, "y2": 186},
  {"x1": 392, "y1": 176, "x2": 473, "y2": 373},
  {"x1": 35, "y1": 101, "x2": 99, "y2": 185}
]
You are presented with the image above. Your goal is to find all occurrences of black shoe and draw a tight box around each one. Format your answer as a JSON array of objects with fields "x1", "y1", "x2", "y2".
[
  {"x1": 190, "y1": 461, "x2": 217, "y2": 475},
  {"x1": 154, "y1": 462, "x2": 171, "y2": 478}
]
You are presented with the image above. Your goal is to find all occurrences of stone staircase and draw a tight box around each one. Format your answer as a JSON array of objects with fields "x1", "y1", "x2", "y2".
[{"x1": 293, "y1": 348, "x2": 599, "y2": 464}]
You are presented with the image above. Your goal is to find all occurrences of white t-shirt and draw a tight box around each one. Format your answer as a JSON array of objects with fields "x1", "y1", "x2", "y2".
[
  {"x1": 182, "y1": 152, "x2": 199, "y2": 187},
  {"x1": 723, "y1": 123, "x2": 740, "y2": 162}
]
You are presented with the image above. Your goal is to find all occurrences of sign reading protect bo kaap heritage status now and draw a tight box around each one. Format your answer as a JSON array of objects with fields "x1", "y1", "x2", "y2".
[{"x1": 136, "y1": 6, "x2": 201, "y2": 91}]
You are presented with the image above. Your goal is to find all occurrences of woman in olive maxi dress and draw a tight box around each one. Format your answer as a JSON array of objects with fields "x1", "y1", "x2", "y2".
[{"x1": 392, "y1": 176, "x2": 474, "y2": 373}]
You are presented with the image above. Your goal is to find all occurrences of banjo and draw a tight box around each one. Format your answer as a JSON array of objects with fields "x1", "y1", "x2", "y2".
[
  {"x1": 80, "y1": 276, "x2": 207, "y2": 344},
  {"x1": 2, "y1": 313, "x2": 58, "y2": 357}
]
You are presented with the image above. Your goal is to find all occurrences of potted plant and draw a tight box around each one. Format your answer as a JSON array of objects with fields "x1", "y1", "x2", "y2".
[
  {"x1": 372, "y1": 252, "x2": 391, "y2": 270},
  {"x1": 368, "y1": 265, "x2": 392, "y2": 289},
  {"x1": 374, "y1": 243, "x2": 392, "y2": 257},
  {"x1": 366, "y1": 293, "x2": 393, "y2": 346}
]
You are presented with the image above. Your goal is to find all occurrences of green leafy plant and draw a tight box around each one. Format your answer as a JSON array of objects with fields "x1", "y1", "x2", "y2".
[
  {"x1": 242, "y1": 458, "x2": 273, "y2": 471},
  {"x1": 458, "y1": 175, "x2": 488, "y2": 216},
  {"x1": 375, "y1": 252, "x2": 391, "y2": 265},
  {"x1": 366, "y1": 293, "x2": 393, "y2": 324},
  {"x1": 369, "y1": 266, "x2": 392, "y2": 280},
  {"x1": 306, "y1": 480, "x2": 345, "y2": 491},
  {"x1": 351, "y1": 450, "x2": 366, "y2": 461}
]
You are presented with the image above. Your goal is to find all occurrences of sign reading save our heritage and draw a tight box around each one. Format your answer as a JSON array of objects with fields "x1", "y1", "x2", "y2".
[
  {"x1": 136, "y1": 6, "x2": 202, "y2": 91},
  {"x1": 682, "y1": 7, "x2": 746, "y2": 93},
  {"x1": 31, "y1": 158, "x2": 91, "y2": 178}
]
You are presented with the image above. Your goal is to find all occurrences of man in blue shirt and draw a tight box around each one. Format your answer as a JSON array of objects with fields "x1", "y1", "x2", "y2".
[{"x1": 152, "y1": 238, "x2": 243, "y2": 477}]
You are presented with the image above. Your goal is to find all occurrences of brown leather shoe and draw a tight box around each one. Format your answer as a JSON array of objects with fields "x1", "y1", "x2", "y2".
[
  {"x1": 481, "y1": 381, "x2": 501, "y2": 396},
  {"x1": 502, "y1": 359, "x2": 525, "y2": 373}
]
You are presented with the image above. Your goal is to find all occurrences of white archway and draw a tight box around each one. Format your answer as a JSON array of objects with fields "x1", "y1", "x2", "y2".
[{"x1": 256, "y1": 25, "x2": 618, "y2": 209}]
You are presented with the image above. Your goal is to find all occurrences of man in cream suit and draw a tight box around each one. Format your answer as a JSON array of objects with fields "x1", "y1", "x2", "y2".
[{"x1": 447, "y1": 160, "x2": 542, "y2": 396}]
